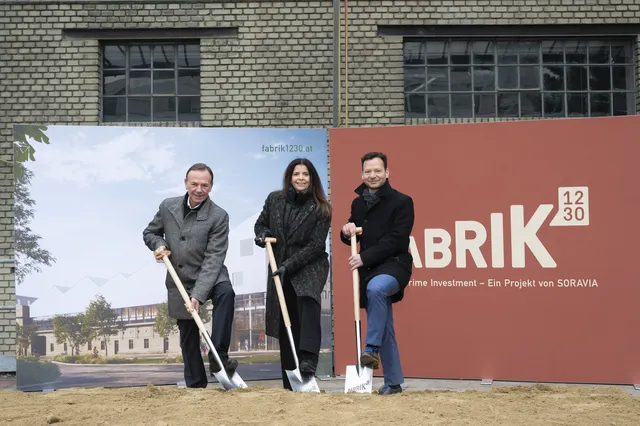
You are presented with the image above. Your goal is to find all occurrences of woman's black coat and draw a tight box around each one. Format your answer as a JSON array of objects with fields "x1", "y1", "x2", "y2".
[{"x1": 254, "y1": 189, "x2": 331, "y2": 339}]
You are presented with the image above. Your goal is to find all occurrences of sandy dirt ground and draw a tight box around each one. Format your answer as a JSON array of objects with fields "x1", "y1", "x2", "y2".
[{"x1": 2, "y1": 383, "x2": 639, "y2": 426}]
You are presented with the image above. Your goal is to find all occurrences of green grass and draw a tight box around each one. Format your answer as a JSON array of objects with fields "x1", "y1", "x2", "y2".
[{"x1": 236, "y1": 354, "x2": 281, "y2": 364}]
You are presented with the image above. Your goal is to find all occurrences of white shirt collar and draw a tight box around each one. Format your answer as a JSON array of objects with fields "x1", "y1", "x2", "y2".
[{"x1": 187, "y1": 197, "x2": 201, "y2": 210}]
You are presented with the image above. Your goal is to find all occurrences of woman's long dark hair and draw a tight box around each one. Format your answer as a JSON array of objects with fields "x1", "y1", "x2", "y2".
[{"x1": 281, "y1": 158, "x2": 331, "y2": 217}]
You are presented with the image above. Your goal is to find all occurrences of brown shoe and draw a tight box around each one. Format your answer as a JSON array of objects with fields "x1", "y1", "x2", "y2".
[{"x1": 360, "y1": 351, "x2": 380, "y2": 369}]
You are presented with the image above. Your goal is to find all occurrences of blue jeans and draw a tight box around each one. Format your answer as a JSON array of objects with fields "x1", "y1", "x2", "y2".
[{"x1": 365, "y1": 274, "x2": 403, "y2": 386}]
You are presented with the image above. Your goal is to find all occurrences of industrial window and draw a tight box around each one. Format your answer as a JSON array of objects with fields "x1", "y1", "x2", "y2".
[
  {"x1": 144, "y1": 338, "x2": 149, "y2": 349},
  {"x1": 101, "y1": 41, "x2": 201, "y2": 122},
  {"x1": 240, "y1": 238, "x2": 254, "y2": 257},
  {"x1": 128, "y1": 339, "x2": 134, "y2": 350},
  {"x1": 404, "y1": 38, "x2": 636, "y2": 119},
  {"x1": 231, "y1": 272, "x2": 243, "y2": 290}
]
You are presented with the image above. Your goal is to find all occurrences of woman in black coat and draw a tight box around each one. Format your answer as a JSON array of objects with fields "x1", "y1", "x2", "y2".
[{"x1": 254, "y1": 158, "x2": 331, "y2": 390}]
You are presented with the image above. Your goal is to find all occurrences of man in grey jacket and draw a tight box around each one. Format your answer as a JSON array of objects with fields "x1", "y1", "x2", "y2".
[{"x1": 143, "y1": 163, "x2": 237, "y2": 388}]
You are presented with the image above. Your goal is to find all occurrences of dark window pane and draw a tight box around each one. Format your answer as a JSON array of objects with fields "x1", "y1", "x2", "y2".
[
  {"x1": 404, "y1": 42, "x2": 425, "y2": 65},
  {"x1": 129, "y1": 70, "x2": 151, "y2": 95},
  {"x1": 103, "y1": 69, "x2": 126, "y2": 95},
  {"x1": 103, "y1": 45, "x2": 126, "y2": 69},
  {"x1": 590, "y1": 93, "x2": 611, "y2": 116},
  {"x1": 543, "y1": 66, "x2": 564, "y2": 91},
  {"x1": 611, "y1": 43, "x2": 632, "y2": 64},
  {"x1": 103, "y1": 97, "x2": 126, "y2": 122},
  {"x1": 178, "y1": 69, "x2": 200, "y2": 95},
  {"x1": 612, "y1": 66, "x2": 633, "y2": 90},
  {"x1": 498, "y1": 93, "x2": 519, "y2": 116},
  {"x1": 153, "y1": 96, "x2": 176, "y2": 121},
  {"x1": 519, "y1": 42, "x2": 540, "y2": 64},
  {"x1": 542, "y1": 40, "x2": 564, "y2": 64},
  {"x1": 472, "y1": 41, "x2": 494, "y2": 64},
  {"x1": 426, "y1": 42, "x2": 447, "y2": 65},
  {"x1": 450, "y1": 66, "x2": 471, "y2": 91},
  {"x1": 565, "y1": 41, "x2": 587, "y2": 64},
  {"x1": 154, "y1": 70, "x2": 175, "y2": 95},
  {"x1": 427, "y1": 94, "x2": 449, "y2": 118},
  {"x1": 474, "y1": 93, "x2": 496, "y2": 117},
  {"x1": 589, "y1": 66, "x2": 611, "y2": 91},
  {"x1": 473, "y1": 66, "x2": 494, "y2": 91},
  {"x1": 404, "y1": 67, "x2": 425, "y2": 93},
  {"x1": 566, "y1": 66, "x2": 587, "y2": 91},
  {"x1": 427, "y1": 67, "x2": 449, "y2": 91},
  {"x1": 497, "y1": 42, "x2": 518, "y2": 64},
  {"x1": 451, "y1": 93, "x2": 472, "y2": 117},
  {"x1": 588, "y1": 41, "x2": 610, "y2": 64},
  {"x1": 153, "y1": 45, "x2": 175, "y2": 69},
  {"x1": 519, "y1": 66, "x2": 540, "y2": 89},
  {"x1": 128, "y1": 97, "x2": 151, "y2": 122},
  {"x1": 129, "y1": 45, "x2": 151, "y2": 69},
  {"x1": 498, "y1": 66, "x2": 518, "y2": 89},
  {"x1": 450, "y1": 41, "x2": 470, "y2": 64},
  {"x1": 567, "y1": 93, "x2": 588, "y2": 116},
  {"x1": 520, "y1": 92, "x2": 542, "y2": 116},
  {"x1": 177, "y1": 44, "x2": 200, "y2": 68},
  {"x1": 543, "y1": 93, "x2": 565, "y2": 117},
  {"x1": 178, "y1": 96, "x2": 201, "y2": 121},
  {"x1": 613, "y1": 92, "x2": 635, "y2": 116},
  {"x1": 405, "y1": 94, "x2": 426, "y2": 118}
]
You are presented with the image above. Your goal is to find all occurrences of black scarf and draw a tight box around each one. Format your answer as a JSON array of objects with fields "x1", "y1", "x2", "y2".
[
  {"x1": 283, "y1": 186, "x2": 311, "y2": 234},
  {"x1": 363, "y1": 188, "x2": 380, "y2": 209}
]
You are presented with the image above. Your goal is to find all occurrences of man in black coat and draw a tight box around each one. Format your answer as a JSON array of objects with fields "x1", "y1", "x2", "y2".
[{"x1": 340, "y1": 152, "x2": 415, "y2": 396}]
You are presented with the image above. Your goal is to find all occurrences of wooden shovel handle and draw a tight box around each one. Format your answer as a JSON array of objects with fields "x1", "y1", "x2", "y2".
[
  {"x1": 351, "y1": 227, "x2": 363, "y2": 319},
  {"x1": 264, "y1": 238, "x2": 292, "y2": 328},
  {"x1": 162, "y1": 256, "x2": 208, "y2": 334}
]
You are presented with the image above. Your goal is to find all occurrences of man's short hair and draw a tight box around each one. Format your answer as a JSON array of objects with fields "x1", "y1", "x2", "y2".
[
  {"x1": 361, "y1": 152, "x2": 388, "y2": 169},
  {"x1": 185, "y1": 163, "x2": 214, "y2": 183}
]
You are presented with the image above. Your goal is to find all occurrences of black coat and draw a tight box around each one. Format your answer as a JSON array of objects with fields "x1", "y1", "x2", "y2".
[
  {"x1": 255, "y1": 189, "x2": 331, "y2": 339},
  {"x1": 340, "y1": 180, "x2": 415, "y2": 309}
]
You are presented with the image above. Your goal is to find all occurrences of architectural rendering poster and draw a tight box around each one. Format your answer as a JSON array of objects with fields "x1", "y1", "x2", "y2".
[{"x1": 13, "y1": 125, "x2": 331, "y2": 391}]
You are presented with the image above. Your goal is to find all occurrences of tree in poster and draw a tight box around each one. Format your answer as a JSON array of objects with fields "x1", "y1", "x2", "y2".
[
  {"x1": 84, "y1": 295, "x2": 125, "y2": 357},
  {"x1": 15, "y1": 322, "x2": 38, "y2": 356},
  {"x1": 153, "y1": 300, "x2": 212, "y2": 339},
  {"x1": 10, "y1": 125, "x2": 56, "y2": 285},
  {"x1": 52, "y1": 314, "x2": 92, "y2": 356}
]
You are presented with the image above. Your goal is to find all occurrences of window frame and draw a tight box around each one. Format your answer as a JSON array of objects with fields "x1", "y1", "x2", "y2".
[
  {"x1": 100, "y1": 40, "x2": 201, "y2": 123},
  {"x1": 403, "y1": 36, "x2": 637, "y2": 119}
]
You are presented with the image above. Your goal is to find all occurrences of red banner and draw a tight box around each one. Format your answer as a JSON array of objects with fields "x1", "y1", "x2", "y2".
[{"x1": 329, "y1": 116, "x2": 640, "y2": 384}]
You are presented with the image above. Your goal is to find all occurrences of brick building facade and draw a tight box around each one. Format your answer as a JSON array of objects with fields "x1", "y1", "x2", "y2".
[{"x1": 1, "y1": 0, "x2": 638, "y2": 372}]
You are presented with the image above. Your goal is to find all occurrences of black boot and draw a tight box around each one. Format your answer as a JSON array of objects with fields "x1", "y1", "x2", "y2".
[
  {"x1": 298, "y1": 350, "x2": 318, "y2": 380},
  {"x1": 209, "y1": 354, "x2": 239, "y2": 378}
]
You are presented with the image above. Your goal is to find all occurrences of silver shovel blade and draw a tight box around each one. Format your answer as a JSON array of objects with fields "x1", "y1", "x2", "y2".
[
  {"x1": 286, "y1": 368, "x2": 320, "y2": 393},
  {"x1": 344, "y1": 364, "x2": 373, "y2": 393},
  {"x1": 202, "y1": 331, "x2": 248, "y2": 390},
  {"x1": 212, "y1": 368, "x2": 248, "y2": 390}
]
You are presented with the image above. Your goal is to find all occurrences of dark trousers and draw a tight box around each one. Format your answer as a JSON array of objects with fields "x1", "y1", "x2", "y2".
[
  {"x1": 278, "y1": 276, "x2": 321, "y2": 390},
  {"x1": 177, "y1": 281, "x2": 235, "y2": 388}
]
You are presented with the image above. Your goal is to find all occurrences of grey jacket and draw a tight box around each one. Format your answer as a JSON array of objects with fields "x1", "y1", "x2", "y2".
[{"x1": 143, "y1": 194, "x2": 231, "y2": 320}]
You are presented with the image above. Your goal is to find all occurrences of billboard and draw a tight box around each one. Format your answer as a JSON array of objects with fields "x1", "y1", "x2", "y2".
[
  {"x1": 329, "y1": 116, "x2": 640, "y2": 385},
  {"x1": 13, "y1": 125, "x2": 332, "y2": 391}
]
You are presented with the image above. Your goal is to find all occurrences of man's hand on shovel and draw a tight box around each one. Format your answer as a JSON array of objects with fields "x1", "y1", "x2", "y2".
[
  {"x1": 154, "y1": 246, "x2": 171, "y2": 263},
  {"x1": 185, "y1": 297, "x2": 200, "y2": 314}
]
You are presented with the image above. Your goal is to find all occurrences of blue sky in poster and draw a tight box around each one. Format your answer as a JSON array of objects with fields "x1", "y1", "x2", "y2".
[{"x1": 17, "y1": 125, "x2": 328, "y2": 316}]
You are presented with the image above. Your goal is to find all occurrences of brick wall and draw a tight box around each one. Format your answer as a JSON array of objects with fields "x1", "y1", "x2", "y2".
[{"x1": 1, "y1": 0, "x2": 639, "y2": 370}]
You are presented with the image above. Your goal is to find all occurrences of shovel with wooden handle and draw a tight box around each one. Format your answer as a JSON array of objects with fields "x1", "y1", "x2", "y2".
[
  {"x1": 264, "y1": 237, "x2": 320, "y2": 393},
  {"x1": 162, "y1": 255, "x2": 248, "y2": 390},
  {"x1": 344, "y1": 227, "x2": 373, "y2": 393}
]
